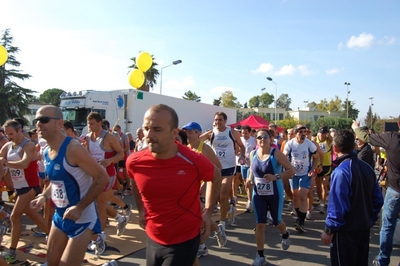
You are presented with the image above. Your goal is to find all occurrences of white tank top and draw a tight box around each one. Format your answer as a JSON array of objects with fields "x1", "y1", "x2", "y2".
[{"x1": 211, "y1": 127, "x2": 236, "y2": 169}]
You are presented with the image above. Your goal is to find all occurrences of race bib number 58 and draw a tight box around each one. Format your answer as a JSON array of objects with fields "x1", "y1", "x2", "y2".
[{"x1": 51, "y1": 181, "x2": 69, "y2": 208}]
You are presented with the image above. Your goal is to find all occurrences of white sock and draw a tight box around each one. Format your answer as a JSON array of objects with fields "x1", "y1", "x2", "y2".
[
  {"x1": 115, "y1": 214, "x2": 124, "y2": 223},
  {"x1": 199, "y1": 243, "x2": 206, "y2": 249}
]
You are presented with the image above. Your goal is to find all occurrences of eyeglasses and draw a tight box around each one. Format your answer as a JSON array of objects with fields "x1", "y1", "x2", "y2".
[
  {"x1": 257, "y1": 135, "x2": 270, "y2": 140},
  {"x1": 34, "y1": 116, "x2": 60, "y2": 124}
]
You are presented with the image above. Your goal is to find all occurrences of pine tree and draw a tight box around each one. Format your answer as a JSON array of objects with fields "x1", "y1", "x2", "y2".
[{"x1": 0, "y1": 28, "x2": 35, "y2": 125}]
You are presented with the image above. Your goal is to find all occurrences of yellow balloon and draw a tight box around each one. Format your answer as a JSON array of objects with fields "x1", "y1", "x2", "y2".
[
  {"x1": 128, "y1": 69, "x2": 145, "y2": 89},
  {"x1": 0, "y1": 45, "x2": 8, "y2": 66},
  {"x1": 136, "y1": 52, "x2": 153, "y2": 72}
]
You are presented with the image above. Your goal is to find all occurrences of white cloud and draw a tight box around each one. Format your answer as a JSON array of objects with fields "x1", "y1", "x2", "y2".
[
  {"x1": 254, "y1": 63, "x2": 274, "y2": 73},
  {"x1": 298, "y1": 65, "x2": 312, "y2": 76},
  {"x1": 377, "y1": 36, "x2": 397, "y2": 45},
  {"x1": 347, "y1": 33, "x2": 375, "y2": 49},
  {"x1": 326, "y1": 68, "x2": 340, "y2": 75},
  {"x1": 274, "y1": 64, "x2": 295, "y2": 76},
  {"x1": 162, "y1": 76, "x2": 195, "y2": 96}
]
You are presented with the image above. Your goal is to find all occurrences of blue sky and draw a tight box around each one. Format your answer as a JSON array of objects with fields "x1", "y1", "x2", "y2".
[{"x1": 2, "y1": 0, "x2": 399, "y2": 121}]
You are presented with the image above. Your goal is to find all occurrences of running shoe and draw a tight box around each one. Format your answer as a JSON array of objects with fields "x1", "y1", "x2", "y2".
[
  {"x1": 1, "y1": 250, "x2": 16, "y2": 264},
  {"x1": 213, "y1": 204, "x2": 219, "y2": 214},
  {"x1": 306, "y1": 210, "x2": 312, "y2": 220},
  {"x1": 102, "y1": 260, "x2": 118, "y2": 266},
  {"x1": 123, "y1": 189, "x2": 132, "y2": 196},
  {"x1": 281, "y1": 230, "x2": 291, "y2": 250},
  {"x1": 95, "y1": 232, "x2": 107, "y2": 256},
  {"x1": 215, "y1": 224, "x2": 227, "y2": 248},
  {"x1": 124, "y1": 204, "x2": 132, "y2": 219},
  {"x1": 227, "y1": 204, "x2": 236, "y2": 226},
  {"x1": 116, "y1": 216, "x2": 128, "y2": 236},
  {"x1": 295, "y1": 222, "x2": 306, "y2": 233},
  {"x1": 197, "y1": 245, "x2": 209, "y2": 258},
  {"x1": 252, "y1": 253, "x2": 267, "y2": 266},
  {"x1": 286, "y1": 201, "x2": 293, "y2": 211},
  {"x1": 246, "y1": 202, "x2": 253, "y2": 213},
  {"x1": 318, "y1": 203, "x2": 326, "y2": 214},
  {"x1": 32, "y1": 227, "x2": 47, "y2": 237},
  {"x1": 290, "y1": 206, "x2": 296, "y2": 216},
  {"x1": 372, "y1": 260, "x2": 381, "y2": 266}
]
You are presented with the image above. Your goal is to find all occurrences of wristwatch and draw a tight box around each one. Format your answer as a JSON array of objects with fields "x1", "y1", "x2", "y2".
[
  {"x1": 275, "y1": 174, "x2": 281, "y2": 180},
  {"x1": 324, "y1": 225, "x2": 333, "y2": 235}
]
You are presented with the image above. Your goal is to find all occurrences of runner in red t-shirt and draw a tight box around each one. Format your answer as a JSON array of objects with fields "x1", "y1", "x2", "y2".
[{"x1": 127, "y1": 104, "x2": 221, "y2": 265}]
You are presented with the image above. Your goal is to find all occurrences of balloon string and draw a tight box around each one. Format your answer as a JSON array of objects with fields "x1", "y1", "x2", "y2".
[{"x1": 113, "y1": 91, "x2": 136, "y2": 130}]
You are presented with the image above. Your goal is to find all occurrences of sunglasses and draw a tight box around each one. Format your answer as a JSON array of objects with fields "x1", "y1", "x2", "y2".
[
  {"x1": 34, "y1": 116, "x2": 60, "y2": 124},
  {"x1": 257, "y1": 135, "x2": 270, "y2": 140},
  {"x1": 297, "y1": 130, "x2": 307, "y2": 134}
]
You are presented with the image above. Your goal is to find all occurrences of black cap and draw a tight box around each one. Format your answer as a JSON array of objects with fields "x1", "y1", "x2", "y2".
[{"x1": 319, "y1": 126, "x2": 329, "y2": 134}]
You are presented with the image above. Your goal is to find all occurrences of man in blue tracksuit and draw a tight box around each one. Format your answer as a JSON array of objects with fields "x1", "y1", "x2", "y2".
[{"x1": 321, "y1": 129, "x2": 383, "y2": 266}]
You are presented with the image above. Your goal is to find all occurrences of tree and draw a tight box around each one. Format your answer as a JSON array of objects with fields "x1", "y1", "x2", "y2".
[
  {"x1": 128, "y1": 54, "x2": 159, "y2": 92},
  {"x1": 309, "y1": 117, "x2": 352, "y2": 133},
  {"x1": 243, "y1": 102, "x2": 248, "y2": 108},
  {"x1": 39, "y1": 88, "x2": 65, "y2": 106},
  {"x1": 259, "y1": 92, "x2": 274, "y2": 108},
  {"x1": 364, "y1": 106, "x2": 378, "y2": 130},
  {"x1": 213, "y1": 98, "x2": 221, "y2": 106},
  {"x1": 276, "y1": 93, "x2": 292, "y2": 111},
  {"x1": 341, "y1": 99, "x2": 359, "y2": 120},
  {"x1": 182, "y1": 90, "x2": 201, "y2": 102},
  {"x1": 0, "y1": 29, "x2": 35, "y2": 125},
  {"x1": 248, "y1": 96, "x2": 260, "y2": 108},
  {"x1": 220, "y1": 91, "x2": 242, "y2": 108}
]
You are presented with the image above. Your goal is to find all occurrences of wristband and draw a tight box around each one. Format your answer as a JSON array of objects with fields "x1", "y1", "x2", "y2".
[{"x1": 37, "y1": 193, "x2": 48, "y2": 201}]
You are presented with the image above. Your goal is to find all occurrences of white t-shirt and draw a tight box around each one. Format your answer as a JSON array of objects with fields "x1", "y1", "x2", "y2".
[
  {"x1": 241, "y1": 136, "x2": 257, "y2": 166},
  {"x1": 284, "y1": 138, "x2": 317, "y2": 176}
]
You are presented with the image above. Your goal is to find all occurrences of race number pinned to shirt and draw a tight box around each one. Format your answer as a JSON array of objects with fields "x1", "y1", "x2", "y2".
[
  {"x1": 215, "y1": 147, "x2": 227, "y2": 161},
  {"x1": 293, "y1": 160, "x2": 305, "y2": 172},
  {"x1": 51, "y1": 181, "x2": 69, "y2": 208},
  {"x1": 255, "y1": 177, "x2": 274, "y2": 196}
]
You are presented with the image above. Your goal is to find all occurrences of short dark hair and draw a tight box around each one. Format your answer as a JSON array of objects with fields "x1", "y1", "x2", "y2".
[
  {"x1": 215, "y1": 112, "x2": 227, "y2": 121},
  {"x1": 63, "y1": 121, "x2": 74, "y2": 131},
  {"x1": 87, "y1": 112, "x2": 103, "y2": 122},
  {"x1": 102, "y1": 119, "x2": 110, "y2": 130},
  {"x1": 13, "y1": 117, "x2": 25, "y2": 128},
  {"x1": 178, "y1": 130, "x2": 188, "y2": 145},
  {"x1": 3, "y1": 120, "x2": 22, "y2": 132},
  {"x1": 333, "y1": 129, "x2": 355, "y2": 154},
  {"x1": 149, "y1": 104, "x2": 179, "y2": 129},
  {"x1": 241, "y1": 125, "x2": 251, "y2": 132}
]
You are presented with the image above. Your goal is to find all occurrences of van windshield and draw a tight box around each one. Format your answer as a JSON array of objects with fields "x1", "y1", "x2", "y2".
[{"x1": 62, "y1": 109, "x2": 90, "y2": 126}]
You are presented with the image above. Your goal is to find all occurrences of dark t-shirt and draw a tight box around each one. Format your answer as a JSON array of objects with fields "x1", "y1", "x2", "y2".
[
  {"x1": 356, "y1": 143, "x2": 375, "y2": 169},
  {"x1": 356, "y1": 128, "x2": 400, "y2": 193}
]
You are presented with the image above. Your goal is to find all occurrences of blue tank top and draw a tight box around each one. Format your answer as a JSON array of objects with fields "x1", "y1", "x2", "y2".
[{"x1": 44, "y1": 137, "x2": 97, "y2": 223}]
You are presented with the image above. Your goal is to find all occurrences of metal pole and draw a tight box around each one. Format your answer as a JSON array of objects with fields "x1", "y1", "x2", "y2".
[
  {"x1": 369, "y1": 97, "x2": 374, "y2": 128},
  {"x1": 159, "y1": 60, "x2": 182, "y2": 95},
  {"x1": 345, "y1": 82, "x2": 351, "y2": 119}
]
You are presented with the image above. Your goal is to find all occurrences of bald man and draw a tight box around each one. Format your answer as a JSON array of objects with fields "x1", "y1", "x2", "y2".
[{"x1": 30, "y1": 105, "x2": 108, "y2": 265}]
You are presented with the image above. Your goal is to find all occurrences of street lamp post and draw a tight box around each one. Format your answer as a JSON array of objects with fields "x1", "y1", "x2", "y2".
[
  {"x1": 303, "y1": 100, "x2": 308, "y2": 109},
  {"x1": 160, "y1": 60, "x2": 182, "y2": 95},
  {"x1": 344, "y1": 82, "x2": 351, "y2": 119},
  {"x1": 369, "y1": 97, "x2": 374, "y2": 128},
  {"x1": 261, "y1": 87, "x2": 265, "y2": 95},
  {"x1": 266, "y1": 77, "x2": 277, "y2": 123}
]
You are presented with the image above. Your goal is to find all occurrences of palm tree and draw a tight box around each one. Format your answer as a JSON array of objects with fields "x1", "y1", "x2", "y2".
[{"x1": 128, "y1": 54, "x2": 159, "y2": 92}]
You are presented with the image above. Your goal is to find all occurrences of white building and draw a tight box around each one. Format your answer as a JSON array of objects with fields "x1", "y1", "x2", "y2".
[
  {"x1": 24, "y1": 103, "x2": 47, "y2": 129},
  {"x1": 234, "y1": 107, "x2": 287, "y2": 122},
  {"x1": 288, "y1": 107, "x2": 341, "y2": 122}
]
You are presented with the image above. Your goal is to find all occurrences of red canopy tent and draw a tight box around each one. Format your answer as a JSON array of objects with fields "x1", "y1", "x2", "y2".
[
  {"x1": 229, "y1": 115, "x2": 270, "y2": 130},
  {"x1": 229, "y1": 114, "x2": 285, "y2": 132}
]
